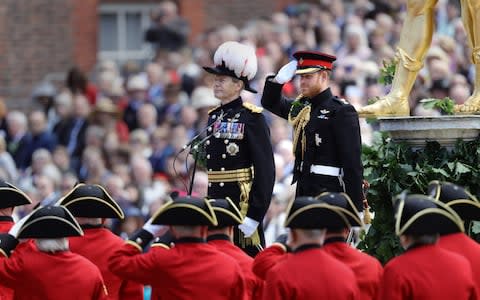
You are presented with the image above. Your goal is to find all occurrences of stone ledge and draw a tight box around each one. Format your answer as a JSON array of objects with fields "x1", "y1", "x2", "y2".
[{"x1": 378, "y1": 115, "x2": 480, "y2": 148}]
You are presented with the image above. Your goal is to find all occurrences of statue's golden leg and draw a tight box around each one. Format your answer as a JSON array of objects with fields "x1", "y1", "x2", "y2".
[
  {"x1": 455, "y1": 0, "x2": 480, "y2": 114},
  {"x1": 358, "y1": 0, "x2": 438, "y2": 117}
]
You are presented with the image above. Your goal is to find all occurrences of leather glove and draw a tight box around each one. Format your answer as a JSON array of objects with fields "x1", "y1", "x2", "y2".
[
  {"x1": 273, "y1": 60, "x2": 298, "y2": 84},
  {"x1": 238, "y1": 217, "x2": 259, "y2": 238}
]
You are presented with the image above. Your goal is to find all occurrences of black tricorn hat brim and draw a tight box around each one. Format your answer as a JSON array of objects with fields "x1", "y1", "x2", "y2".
[
  {"x1": 394, "y1": 194, "x2": 464, "y2": 236},
  {"x1": 315, "y1": 192, "x2": 363, "y2": 227},
  {"x1": 0, "y1": 181, "x2": 32, "y2": 209},
  {"x1": 284, "y1": 196, "x2": 349, "y2": 229},
  {"x1": 17, "y1": 205, "x2": 83, "y2": 239},
  {"x1": 59, "y1": 184, "x2": 124, "y2": 219},
  {"x1": 151, "y1": 196, "x2": 218, "y2": 226},
  {"x1": 428, "y1": 180, "x2": 480, "y2": 221},
  {"x1": 208, "y1": 197, "x2": 243, "y2": 227},
  {"x1": 203, "y1": 66, "x2": 257, "y2": 93}
]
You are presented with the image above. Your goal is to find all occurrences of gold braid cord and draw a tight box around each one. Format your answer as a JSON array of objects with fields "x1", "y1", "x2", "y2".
[
  {"x1": 288, "y1": 105, "x2": 311, "y2": 160},
  {"x1": 395, "y1": 47, "x2": 423, "y2": 72},
  {"x1": 237, "y1": 171, "x2": 260, "y2": 247}
]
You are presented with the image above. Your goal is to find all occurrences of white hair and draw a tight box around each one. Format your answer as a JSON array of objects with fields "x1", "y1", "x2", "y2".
[{"x1": 35, "y1": 238, "x2": 69, "y2": 253}]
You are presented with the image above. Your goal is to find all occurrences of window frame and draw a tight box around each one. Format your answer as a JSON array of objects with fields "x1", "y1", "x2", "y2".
[{"x1": 98, "y1": 3, "x2": 156, "y2": 62}]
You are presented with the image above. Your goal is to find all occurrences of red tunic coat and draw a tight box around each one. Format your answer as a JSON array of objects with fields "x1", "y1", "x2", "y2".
[
  {"x1": 439, "y1": 233, "x2": 480, "y2": 295},
  {"x1": 69, "y1": 227, "x2": 144, "y2": 300},
  {"x1": 322, "y1": 238, "x2": 383, "y2": 300},
  {"x1": 0, "y1": 218, "x2": 14, "y2": 300},
  {"x1": 207, "y1": 235, "x2": 264, "y2": 299},
  {"x1": 258, "y1": 244, "x2": 359, "y2": 300},
  {"x1": 378, "y1": 244, "x2": 477, "y2": 300},
  {"x1": 109, "y1": 238, "x2": 246, "y2": 300},
  {"x1": 0, "y1": 243, "x2": 108, "y2": 300}
]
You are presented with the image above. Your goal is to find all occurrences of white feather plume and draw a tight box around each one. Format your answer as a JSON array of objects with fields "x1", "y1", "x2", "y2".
[{"x1": 213, "y1": 41, "x2": 257, "y2": 80}]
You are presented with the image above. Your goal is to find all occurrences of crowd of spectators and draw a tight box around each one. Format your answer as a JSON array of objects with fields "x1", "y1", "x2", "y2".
[{"x1": 0, "y1": 0, "x2": 474, "y2": 245}]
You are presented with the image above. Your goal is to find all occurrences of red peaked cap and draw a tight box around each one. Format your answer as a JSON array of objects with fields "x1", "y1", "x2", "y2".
[{"x1": 293, "y1": 51, "x2": 336, "y2": 71}]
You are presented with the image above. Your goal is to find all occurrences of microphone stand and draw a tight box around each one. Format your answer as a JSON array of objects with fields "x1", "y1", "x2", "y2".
[{"x1": 183, "y1": 109, "x2": 230, "y2": 196}]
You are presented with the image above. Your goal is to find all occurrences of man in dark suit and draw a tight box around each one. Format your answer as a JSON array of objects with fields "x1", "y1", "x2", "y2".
[
  {"x1": 261, "y1": 51, "x2": 364, "y2": 210},
  {"x1": 202, "y1": 41, "x2": 275, "y2": 256}
]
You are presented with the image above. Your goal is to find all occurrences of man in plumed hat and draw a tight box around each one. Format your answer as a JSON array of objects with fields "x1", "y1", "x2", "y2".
[
  {"x1": 202, "y1": 41, "x2": 275, "y2": 256},
  {"x1": 254, "y1": 196, "x2": 359, "y2": 299},
  {"x1": 261, "y1": 51, "x2": 364, "y2": 211},
  {"x1": 429, "y1": 180, "x2": 480, "y2": 294},
  {"x1": 0, "y1": 180, "x2": 32, "y2": 300},
  {"x1": 207, "y1": 198, "x2": 263, "y2": 299},
  {"x1": 108, "y1": 196, "x2": 246, "y2": 300},
  {"x1": 59, "y1": 183, "x2": 144, "y2": 300},
  {"x1": 0, "y1": 205, "x2": 108, "y2": 299},
  {"x1": 377, "y1": 193, "x2": 477, "y2": 300}
]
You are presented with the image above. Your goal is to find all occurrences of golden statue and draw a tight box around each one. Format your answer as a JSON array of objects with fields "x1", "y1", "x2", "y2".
[{"x1": 358, "y1": 0, "x2": 480, "y2": 117}]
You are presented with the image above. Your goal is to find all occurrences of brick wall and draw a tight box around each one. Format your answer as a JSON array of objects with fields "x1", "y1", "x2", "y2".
[{"x1": 0, "y1": 0, "x2": 97, "y2": 108}]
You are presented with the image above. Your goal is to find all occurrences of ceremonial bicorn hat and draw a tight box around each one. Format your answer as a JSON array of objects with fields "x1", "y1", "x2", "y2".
[
  {"x1": 59, "y1": 183, "x2": 124, "y2": 219},
  {"x1": 151, "y1": 196, "x2": 217, "y2": 226},
  {"x1": 394, "y1": 193, "x2": 464, "y2": 236},
  {"x1": 203, "y1": 41, "x2": 258, "y2": 93},
  {"x1": 428, "y1": 180, "x2": 480, "y2": 222}
]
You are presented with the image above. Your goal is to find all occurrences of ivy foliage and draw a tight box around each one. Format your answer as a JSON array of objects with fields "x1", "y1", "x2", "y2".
[{"x1": 358, "y1": 133, "x2": 480, "y2": 264}]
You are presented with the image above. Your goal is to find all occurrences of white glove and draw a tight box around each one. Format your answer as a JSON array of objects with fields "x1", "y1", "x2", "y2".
[
  {"x1": 143, "y1": 218, "x2": 168, "y2": 237},
  {"x1": 238, "y1": 217, "x2": 259, "y2": 238},
  {"x1": 8, "y1": 210, "x2": 35, "y2": 238},
  {"x1": 274, "y1": 60, "x2": 298, "y2": 84}
]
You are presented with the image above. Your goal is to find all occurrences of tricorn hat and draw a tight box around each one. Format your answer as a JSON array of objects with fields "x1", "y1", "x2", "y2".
[
  {"x1": 0, "y1": 180, "x2": 32, "y2": 209},
  {"x1": 208, "y1": 198, "x2": 243, "y2": 227},
  {"x1": 17, "y1": 205, "x2": 83, "y2": 239},
  {"x1": 59, "y1": 183, "x2": 124, "y2": 219},
  {"x1": 428, "y1": 180, "x2": 480, "y2": 221},
  {"x1": 293, "y1": 51, "x2": 336, "y2": 75},
  {"x1": 150, "y1": 196, "x2": 217, "y2": 226},
  {"x1": 284, "y1": 196, "x2": 348, "y2": 229},
  {"x1": 316, "y1": 192, "x2": 363, "y2": 228},
  {"x1": 203, "y1": 41, "x2": 258, "y2": 93},
  {"x1": 394, "y1": 193, "x2": 464, "y2": 236}
]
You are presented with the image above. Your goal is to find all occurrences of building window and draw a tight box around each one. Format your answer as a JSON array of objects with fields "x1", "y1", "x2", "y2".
[{"x1": 98, "y1": 4, "x2": 155, "y2": 63}]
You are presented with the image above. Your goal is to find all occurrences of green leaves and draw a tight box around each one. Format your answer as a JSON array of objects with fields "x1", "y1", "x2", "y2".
[
  {"x1": 359, "y1": 136, "x2": 480, "y2": 264},
  {"x1": 378, "y1": 59, "x2": 397, "y2": 86},
  {"x1": 420, "y1": 97, "x2": 455, "y2": 115}
]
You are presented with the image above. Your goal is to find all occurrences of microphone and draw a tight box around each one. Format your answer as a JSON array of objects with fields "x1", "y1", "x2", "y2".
[{"x1": 180, "y1": 108, "x2": 232, "y2": 153}]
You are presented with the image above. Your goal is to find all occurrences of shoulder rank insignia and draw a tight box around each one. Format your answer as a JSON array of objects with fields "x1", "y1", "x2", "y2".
[
  {"x1": 208, "y1": 105, "x2": 221, "y2": 114},
  {"x1": 242, "y1": 102, "x2": 263, "y2": 113},
  {"x1": 333, "y1": 97, "x2": 349, "y2": 105}
]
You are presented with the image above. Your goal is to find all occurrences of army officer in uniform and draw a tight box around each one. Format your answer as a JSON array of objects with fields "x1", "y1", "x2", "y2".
[
  {"x1": 261, "y1": 51, "x2": 364, "y2": 210},
  {"x1": 203, "y1": 41, "x2": 275, "y2": 256}
]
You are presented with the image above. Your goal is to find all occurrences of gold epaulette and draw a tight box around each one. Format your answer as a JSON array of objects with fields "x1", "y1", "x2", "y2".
[
  {"x1": 243, "y1": 102, "x2": 263, "y2": 113},
  {"x1": 208, "y1": 105, "x2": 221, "y2": 114}
]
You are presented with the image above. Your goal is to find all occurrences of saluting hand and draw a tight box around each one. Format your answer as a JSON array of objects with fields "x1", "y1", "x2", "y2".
[{"x1": 274, "y1": 60, "x2": 298, "y2": 84}]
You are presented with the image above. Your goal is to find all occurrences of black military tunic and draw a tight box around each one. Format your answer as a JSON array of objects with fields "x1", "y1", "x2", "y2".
[
  {"x1": 261, "y1": 76, "x2": 363, "y2": 210},
  {"x1": 205, "y1": 97, "x2": 275, "y2": 256}
]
